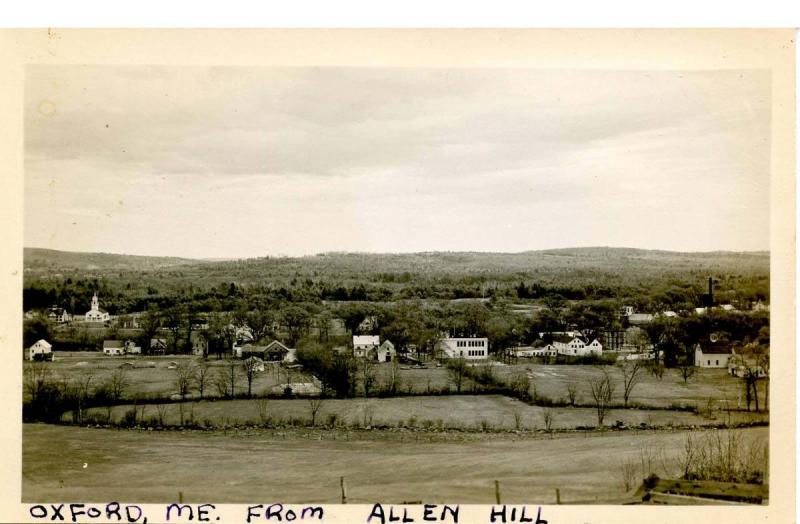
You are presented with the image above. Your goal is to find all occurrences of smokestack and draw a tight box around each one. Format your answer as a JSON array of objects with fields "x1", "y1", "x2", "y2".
[{"x1": 708, "y1": 276, "x2": 714, "y2": 307}]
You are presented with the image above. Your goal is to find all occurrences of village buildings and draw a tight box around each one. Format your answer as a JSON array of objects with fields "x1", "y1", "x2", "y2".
[
  {"x1": 85, "y1": 293, "x2": 110, "y2": 323},
  {"x1": 545, "y1": 335, "x2": 603, "y2": 356}
]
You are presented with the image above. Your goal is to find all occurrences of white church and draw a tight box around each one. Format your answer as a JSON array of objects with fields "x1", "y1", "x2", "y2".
[{"x1": 85, "y1": 293, "x2": 110, "y2": 323}]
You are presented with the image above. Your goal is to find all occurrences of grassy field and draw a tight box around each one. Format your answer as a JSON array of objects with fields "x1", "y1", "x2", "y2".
[
  {"x1": 76, "y1": 394, "x2": 768, "y2": 430},
  {"x1": 22, "y1": 423, "x2": 768, "y2": 504},
  {"x1": 492, "y1": 363, "x2": 766, "y2": 410},
  {"x1": 33, "y1": 352, "x2": 317, "y2": 399},
  {"x1": 37, "y1": 353, "x2": 765, "y2": 413}
]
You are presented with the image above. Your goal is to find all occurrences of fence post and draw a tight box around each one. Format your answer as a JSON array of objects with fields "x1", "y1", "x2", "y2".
[
  {"x1": 340, "y1": 476, "x2": 348, "y2": 504},
  {"x1": 494, "y1": 480, "x2": 501, "y2": 504},
  {"x1": 555, "y1": 488, "x2": 561, "y2": 505}
]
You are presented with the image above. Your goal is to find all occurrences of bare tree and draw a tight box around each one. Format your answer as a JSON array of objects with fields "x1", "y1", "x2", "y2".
[
  {"x1": 619, "y1": 360, "x2": 643, "y2": 408},
  {"x1": 737, "y1": 344, "x2": 769, "y2": 412},
  {"x1": 242, "y1": 357, "x2": 261, "y2": 398},
  {"x1": 512, "y1": 410, "x2": 523, "y2": 431},
  {"x1": 213, "y1": 369, "x2": 230, "y2": 398},
  {"x1": 542, "y1": 408, "x2": 555, "y2": 432},
  {"x1": 566, "y1": 382, "x2": 578, "y2": 406},
  {"x1": 107, "y1": 368, "x2": 129, "y2": 402},
  {"x1": 677, "y1": 345, "x2": 695, "y2": 384},
  {"x1": 589, "y1": 369, "x2": 615, "y2": 426},
  {"x1": 24, "y1": 361, "x2": 52, "y2": 404},
  {"x1": 194, "y1": 361, "x2": 211, "y2": 399},
  {"x1": 678, "y1": 360, "x2": 696, "y2": 384},
  {"x1": 214, "y1": 358, "x2": 241, "y2": 398},
  {"x1": 307, "y1": 397, "x2": 325, "y2": 427},
  {"x1": 619, "y1": 457, "x2": 638, "y2": 492},
  {"x1": 446, "y1": 356, "x2": 469, "y2": 393},
  {"x1": 508, "y1": 371, "x2": 530, "y2": 400},
  {"x1": 647, "y1": 361, "x2": 665, "y2": 380},
  {"x1": 256, "y1": 398, "x2": 270, "y2": 426},
  {"x1": 173, "y1": 361, "x2": 196, "y2": 400},
  {"x1": 360, "y1": 356, "x2": 376, "y2": 397},
  {"x1": 385, "y1": 357, "x2": 402, "y2": 395},
  {"x1": 75, "y1": 369, "x2": 96, "y2": 423}
]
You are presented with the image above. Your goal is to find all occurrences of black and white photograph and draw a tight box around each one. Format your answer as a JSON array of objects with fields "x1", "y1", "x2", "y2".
[{"x1": 4, "y1": 28, "x2": 794, "y2": 518}]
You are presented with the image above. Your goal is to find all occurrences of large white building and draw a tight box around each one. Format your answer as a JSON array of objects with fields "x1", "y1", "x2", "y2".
[
  {"x1": 440, "y1": 337, "x2": 489, "y2": 360},
  {"x1": 27, "y1": 339, "x2": 53, "y2": 361},
  {"x1": 85, "y1": 293, "x2": 110, "y2": 323},
  {"x1": 546, "y1": 335, "x2": 603, "y2": 357}
]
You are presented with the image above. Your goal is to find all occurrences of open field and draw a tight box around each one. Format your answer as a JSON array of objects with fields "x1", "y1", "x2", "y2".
[
  {"x1": 492, "y1": 363, "x2": 766, "y2": 410},
  {"x1": 30, "y1": 352, "x2": 317, "y2": 399},
  {"x1": 75, "y1": 395, "x2": 768, "y2": 430},
  {"x1": 34, "y1": 353, "x2": 766, "y2": 413},
  {"x1": 22, "y1": 423, "x2": 768, "y2": 504}
]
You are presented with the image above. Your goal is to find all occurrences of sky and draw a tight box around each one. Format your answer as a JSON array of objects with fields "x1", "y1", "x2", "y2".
[{"x1": 24, "y1": 66, "x2": 771, "y2": 259}]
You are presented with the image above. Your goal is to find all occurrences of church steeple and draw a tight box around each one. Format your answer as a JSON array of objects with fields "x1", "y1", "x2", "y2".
[{"x1": 91, "y1": 293, "x2": 99, "y2": 311}]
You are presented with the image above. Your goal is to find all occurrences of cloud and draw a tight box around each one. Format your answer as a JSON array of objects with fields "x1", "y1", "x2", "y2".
[{"x1": 24, "y1": 66, "x2": 771, "y2": 257}]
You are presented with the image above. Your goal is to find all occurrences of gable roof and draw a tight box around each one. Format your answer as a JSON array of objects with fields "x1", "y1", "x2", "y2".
[
  {"x1": 151, "y1": 338, "x2": 167, "y2": 347},
  {"x1": 265, "y1": 340, "x2": 290, "y2": 353},
  {"x1": 696, "y1": 342, "x2": 734, "y2": 355},
  {"x1": 103, "y1": 340, "x2": 124, "y2": 348},
  {"x1": 552, "y1": 335, "x2": 575, "y2": 344},
  {"x1": 32, "y1": 339, "x2": 52, "y2": 349},
  {"x1": 353, "y1": 335, "x2": 380, "y2": 346}
]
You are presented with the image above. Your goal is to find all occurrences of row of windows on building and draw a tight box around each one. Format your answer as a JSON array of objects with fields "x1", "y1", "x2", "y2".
[
  {"x1": 456, "y1": 340, "x2": 486, "y2": 348},
  {"x1": 462, "y1": 349, "x2": 486, "y2": 357}
]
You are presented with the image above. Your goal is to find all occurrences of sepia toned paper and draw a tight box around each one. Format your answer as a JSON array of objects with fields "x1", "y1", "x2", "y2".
[{"x1": 0, "y1": 28, "x2": 795, "y2": 523}]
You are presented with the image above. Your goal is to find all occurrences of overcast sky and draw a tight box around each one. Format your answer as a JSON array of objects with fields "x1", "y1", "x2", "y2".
[{"x1": 25, "y1": 66, "x2": 770, "y2": 259}]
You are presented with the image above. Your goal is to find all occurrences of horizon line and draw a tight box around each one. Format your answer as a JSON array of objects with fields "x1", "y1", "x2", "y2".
[{"x1": 23, "y1": 245, "x2": 772, "y2": 263}]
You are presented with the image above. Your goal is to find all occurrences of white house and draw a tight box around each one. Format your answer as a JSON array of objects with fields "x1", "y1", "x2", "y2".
[
  {"x1": 548, "y1": 336, "x2": 603, "y2": 357},
  {"x1": 353, "y1": 335, "x2": 380, "y2": 358},
  {"x1": 440, "y1": 337, "x2": 489, "y2": 360},
  {"x1": 124, "y1": 340, "x2": 142, "y2": 354},
  {"x1": 47, "y1": 306, "x2": 72, "y2": 324},
  {"x1": 694, "y1": 342, "x2": 734, "y2": 368},
  {"x1": 103, "y1": 340, "x2": 125, "y2": 356},
  {"x1": 374, "y1": 340, "x2": 396, "y2": 362},
  {"x1": 85, "y1": 293, "x2": 110, "y2": 323},
  {"x1": 27, "y1": 339, "x2": 53, "y2": 361}
]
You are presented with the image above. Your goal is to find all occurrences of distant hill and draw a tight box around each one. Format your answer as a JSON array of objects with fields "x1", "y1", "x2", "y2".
[
  {"x1": 23, "y1": 248, "x2": 201, "y2": 272},
  {"x1": 24, "y1": 246, "x2": 769, "y2": 278}
]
